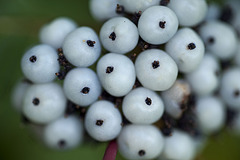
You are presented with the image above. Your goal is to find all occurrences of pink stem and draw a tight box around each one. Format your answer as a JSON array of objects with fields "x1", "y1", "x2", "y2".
[{"x1": 103, "y1": 140, "x2": 118, "y2": 160}]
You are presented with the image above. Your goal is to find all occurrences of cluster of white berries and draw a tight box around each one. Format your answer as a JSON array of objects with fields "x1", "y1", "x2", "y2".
[{"x1": 11, "y1": 0, "x2": 240, "y2": 159}]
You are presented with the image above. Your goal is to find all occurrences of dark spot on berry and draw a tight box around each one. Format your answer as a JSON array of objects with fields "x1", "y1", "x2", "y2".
[
  {"x1": 58, "y1": 140, "x2": 66, "y2": 148},
  {"x1": 152, "y1": 60, "x2": 160, "y2": 69},
  {"x1": 145, "y1": 97, "x2": 152, "y2": 105},
  {"x1": 81, "y1": 87, "x2": 90, "y2": 94},
  {"x1": 234, "y1": 90, "x2": 240, "y2": 97},
  {"x1": 87, "y1": 40, "x2": 95, "y2": 47},
  {"x1": 159, "y1": 21, "x2": 166, "y2": 29},
  {"x1": 116, "y1": 4, "x2": 124, "y2": 14},
  {"x1": 96, "y1": 120, "x2": 104, "y2": 126},
  {"x1": 106, "y1": 66, "x2": 114, "y2": 73},
  {"x1": 138, "y1": 150, "x2": 145, "y2": 156},
  {"x1": 160, "y1": 0, "x2": 170, "y2": 6},
  {"x1": 109, "y1": 32, "x2": 116, "y2": 41},
  {"x1": 29, "y1": 55, "x2": 37, "y2": 63},
  {"x1": 207, "y1": 37, "x2": 215, "y2": 44},
  {"x1": 32, "y1": 98, "x2": 40, "y2": 106},
  {"x1": 187, "y1": 43, "x2": 196, "y2": 50}
]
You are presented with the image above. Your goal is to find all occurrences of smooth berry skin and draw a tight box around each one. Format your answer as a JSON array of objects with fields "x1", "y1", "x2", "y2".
[
  {"x1": 43, "y1": 115, "x2": 84, "y2": 150},
  {"x1": 23, "y1": 83, "x2": 67, "y2": 124},
  {"x1": 62, "y1": 27, "x2": 101, "y2": 67},
  {"x1": 199, "y1": 21, "x2": 238, "y2": 60},
  {"x1": 220, "y1": 67, "x2": 240, "y2": 110},
  {"x1": 122, "y1": 87, "x2": 164, "y2": 124},
  {"x1": 84, "y1": 100, "x2": 122, "y2": 141},
  {"x1": 138, "y1": 6, "x2": 178, "y2": 45},
  {"x1": 196, "y1": 96, "x2": 225, "y2": 135},
  {"x1": 120, "y1": 0, "x2": 160, "y2": 13},
  {"x1": 160, "y1": 130, "x2": 196, "y2": 160},
  {"x1": 100, "y1": 17, "x2": 139, "y2": 54},
  {"x1": 39, "y1": 17, "x2": 77, "y2": 49},
  {"x1": 63, "y1": 68, "x2": 102, "y2": 107},
  {"x1": 89, "y1": 0, "x2": 120, "y2": 21},
  {"x1": 21, "y1": 44, "x2": 60, "y2": 83},
  {"x1": 186, "y1": 53, "x2": 220, "y2": 97},
  {"x1": 117, "y1": 124, "x2": 164, "y2": 160},
  {"x1": 135, "y1": 49, "x2": 178, "y2": 91},
  {"x1": 161, "y1": 79, "x2": 191, "y2": 119},
  {"x1": 165, "y1": 28, "x2": 205, "y2": 73},
  {"x1": 167, "y1": 0, "x2": 207, "y2": 27},
  {"x1": 97, "y1": 53, "x2": 136, "y2": 97}
]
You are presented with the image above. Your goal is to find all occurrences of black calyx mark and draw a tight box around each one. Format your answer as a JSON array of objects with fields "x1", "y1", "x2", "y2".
[
  {"x1": 109, "y1": 32, "x2": 116, "y2": 41},
  {"x1": 96, "y1": 120, "x2": 104, "y2": 126},
  {"x1": 152, "y1": 60, "x2": 160, "y2": 69},
  {"x1": 159, "y1": 21, "x2": 166, "y2": 29},
  {"x1": 187, "y1": 43, "x2": 196, "y2": 50},
  {"x1": 58, "y1": 140, "x2": 66, "y2": 148},
  {"x1": 160, "y1": 0, "x2": 170, "y2": 6},
  {"x1": 106, "y1": 66, "x2": 114, "y2": 74},
  {"x1": 87, "y1": 40, "x2": 95, "y2": 47},
  {"x1": 138, "y1": 150, "x2": 146, "y2": 156},
  {"x1": 234, "y1": 90, "x2": 240, "y2": 97},
  {"x1": 116, "y1": 4, "x2": 124, "y2": 14},
  {"x1": 81, "y1": 87, "x2": 90, "y2": 94},
  {"x1": 207, "y1": 37, "x2": 215, "y2": 44},
  {"x1": 32, "y1": 98, "x2": 40, "y2": 106},
  {"x1": 29, "y1": 55, "x2": 37, "y2": 63},
  {"x1": 145, "y1": 97, "x2": 152, "y2": 106}
]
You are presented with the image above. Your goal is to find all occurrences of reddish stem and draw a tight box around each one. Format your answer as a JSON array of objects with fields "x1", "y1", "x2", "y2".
[{"x1": 103, "y1": 140, "x2": 118, "y2": 160}]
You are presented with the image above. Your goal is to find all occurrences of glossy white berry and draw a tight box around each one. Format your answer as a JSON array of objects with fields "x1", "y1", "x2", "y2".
[
  {"x1": 165, "y1": 28, "x2": 205, "y2": 73},
  {"x1": 11, "y1": 80, "x2": 30, "y2": 112},
  {"x1": 62, "y1": 27, "x2": 101, "y2": 67},
  {"x1": 39, "y1": 17, "x2": 77, "y2": 49},
  {"x1": 159, "y1": 130, "x2": 196, "y2": 160},
  {"x1": 43, "y1": 115, "x2": 84, "y2": 150},
  {"x1": 135, "y1": 49, "x2": 178, "y2": 91},
  {"x1": 161, "y1": 79, "x2": 191, "y2": 119},
  {"x1": 97, "y1": 53, "x2": 135, "y2": 97},
  {"x1": 84, "y1": 100, "x2": 122, "y2": 141},
  {"x1": 167, "y1": 0, "x2": 207, "y2": 27},
  {"x1": 120, "y1": 0, "x2": 160, "y2": 13},
  {"x1": 117, "y1": 124, "x2": 164, "y2": 160},
  {"x1": 63, "y1": 68, "x2": 102, "y2": 107},
  {"x1": 122, "y1": 87, "x2": 164, "y2": 124},
  {"x1": 220, "y1": 67, "x2": 240, "y2": 110},
  {"x1": 100, "y1": 17, "x2": 139, "y2": 54},
  {"x1": 138, "y1": 6, "x2": 178, "y2": 45},
  {"x1": 186, "y1": 53, "x2": 220, "y2": 96},
  {"x1": 23, "y1": 83, "x2": 67, "y2": 124},
  {"x1": 21, "y1": 44, "x2": 60, "y2": 83},
  {"x1": 199, "y1": 20, "x2": 238, "y2": 60},
  {"x1": 89, "y1": 0, "x2": 120, "y2": 21},
  {"x1": 196, "y1": 96, "x2": 225, "y2": 135}
]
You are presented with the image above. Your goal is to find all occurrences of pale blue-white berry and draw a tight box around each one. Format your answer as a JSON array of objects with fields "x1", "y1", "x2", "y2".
[
  {"x1": 21, "y1": 44, "x2": 60, "y2": 83},
  {"x1": 122, "y1": 87, "x2": 164, "y2": 124},
  {"x1": 63, "y1": 68, "x2": 102, "y2": 107},
  {"x1": 135, "y1": 49, "x2": 178, "y2": 91},
  {"x1": 84, "y1": 100, "x2": 122, "y2": 141}
]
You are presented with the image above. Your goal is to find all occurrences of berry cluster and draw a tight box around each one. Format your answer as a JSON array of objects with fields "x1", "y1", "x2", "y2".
[{"x1": 11, "y1": 0, "x2": 240, "y2": 159}]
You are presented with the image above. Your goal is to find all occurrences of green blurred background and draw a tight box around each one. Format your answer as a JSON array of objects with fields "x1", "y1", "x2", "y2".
[{"x1": 1, "y1": 0, "x2": 240, "y2": 159}]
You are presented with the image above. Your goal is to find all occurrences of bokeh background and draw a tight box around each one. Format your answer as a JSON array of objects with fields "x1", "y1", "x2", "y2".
[{"x1": 1, "y1": 0, "x2": 240, "y2": 159}]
